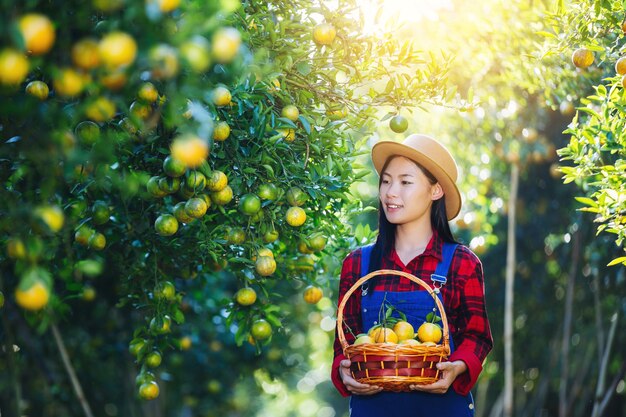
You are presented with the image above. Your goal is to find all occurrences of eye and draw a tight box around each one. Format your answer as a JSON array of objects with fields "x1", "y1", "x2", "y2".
[
  {"x1": 401, "y1": 180, "x2": 413, "y2": 185},
  {"x1": 381, "y1": 179, "x2": 390, "y2": 184}
]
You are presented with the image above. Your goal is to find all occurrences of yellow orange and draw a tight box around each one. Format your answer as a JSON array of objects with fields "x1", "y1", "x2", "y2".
[
  {"x1": 19, "y1": 14, "x2": 56, "y2": 55},
  {"x1": 0, "y1": 49, "x2": 29, "y2": 85},
  {"x1": 99, "y1": 31, "x2": 137, "y2": 68}
]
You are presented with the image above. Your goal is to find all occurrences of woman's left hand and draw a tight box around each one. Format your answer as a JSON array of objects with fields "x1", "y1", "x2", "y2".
[{"x1": 409, "y1": 360, "x2": 467, "y2": 394}]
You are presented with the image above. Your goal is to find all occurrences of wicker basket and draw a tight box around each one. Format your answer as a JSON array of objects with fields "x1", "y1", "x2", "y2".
[{"x1": 337, "y1": 269, "x2": 450, "y2": 392}]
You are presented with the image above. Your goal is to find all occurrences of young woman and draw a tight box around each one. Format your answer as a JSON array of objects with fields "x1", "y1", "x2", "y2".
[{"x1": 332, "y1": 134, "x2": 493, "y2": 417}]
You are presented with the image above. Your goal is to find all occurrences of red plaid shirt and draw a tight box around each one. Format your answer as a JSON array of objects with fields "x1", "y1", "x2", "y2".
[{"x1": 331, "y1": 231, "x2": 493, "y2": 396}]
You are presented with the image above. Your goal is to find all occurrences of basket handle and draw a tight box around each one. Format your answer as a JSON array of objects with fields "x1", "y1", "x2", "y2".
[{"x1": 336, "y1": 269, "x2": 450, "y2": 352}]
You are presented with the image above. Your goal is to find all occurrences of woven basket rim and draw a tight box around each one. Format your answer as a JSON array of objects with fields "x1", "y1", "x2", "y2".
[{"x1": 336, "y1": 269, "x2": 450, "y2": 355}]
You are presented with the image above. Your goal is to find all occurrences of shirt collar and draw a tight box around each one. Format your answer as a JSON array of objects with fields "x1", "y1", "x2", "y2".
[{"x1": 388, "y1": 230, "x2": 443, "y2": 267}]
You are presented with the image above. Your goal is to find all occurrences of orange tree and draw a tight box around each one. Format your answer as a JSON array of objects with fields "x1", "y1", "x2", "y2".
[{"x1": 0, "y1": 0, "x2": 455, "y2": 415}]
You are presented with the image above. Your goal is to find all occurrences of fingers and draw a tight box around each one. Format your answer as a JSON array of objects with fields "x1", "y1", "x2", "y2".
[{"x1": 339, "y1": 360, "x2": 383, "y2": 395}]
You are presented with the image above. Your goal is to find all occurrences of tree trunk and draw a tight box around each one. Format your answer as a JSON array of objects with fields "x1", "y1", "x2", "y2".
[
  {"x1": 503, "y1": 163, "x2": 519, "y2": 417},
  {"x1": 559, "y1": 229, "x2": 580, "y2": 417}
]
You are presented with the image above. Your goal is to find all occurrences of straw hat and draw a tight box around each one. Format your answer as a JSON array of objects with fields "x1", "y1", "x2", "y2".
[{"x1": 371, "y1": 134, "x2": 461, "y2": 220}]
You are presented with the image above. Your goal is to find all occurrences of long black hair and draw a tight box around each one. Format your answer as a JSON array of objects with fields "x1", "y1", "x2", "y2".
[{"x1": 368, "y1": 156, "x2": 458, "y2": 272}]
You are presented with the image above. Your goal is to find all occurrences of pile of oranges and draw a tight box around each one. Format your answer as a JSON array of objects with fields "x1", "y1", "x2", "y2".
[{"x1": 353, "y1": 320, "x2": 443, "y2": 347}]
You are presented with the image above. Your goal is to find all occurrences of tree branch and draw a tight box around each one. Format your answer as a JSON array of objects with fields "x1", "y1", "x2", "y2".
[{"x1": 51, "y1": 322, "x2": 95, "y2": 417}]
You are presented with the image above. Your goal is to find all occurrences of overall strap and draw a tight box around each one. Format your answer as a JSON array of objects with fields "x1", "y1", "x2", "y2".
[
  {"x1": 359, "y1": 244, "x2": 375, "y2": 296},
  {"x1": 360, "y1": 243, "x2": 375, "y2": 277},
  {"x1": 430, "y1": 242, "x2": 458, "y2": 289}
]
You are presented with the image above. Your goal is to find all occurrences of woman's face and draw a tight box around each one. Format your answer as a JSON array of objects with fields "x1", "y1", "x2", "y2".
[{"x1": 379, "y1": 156, "x2": 442, "y2": 226}]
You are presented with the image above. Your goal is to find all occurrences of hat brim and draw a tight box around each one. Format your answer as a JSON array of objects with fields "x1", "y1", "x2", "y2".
[{"x1": 371, "y1": 141, "x2": 461, "y2": 220}]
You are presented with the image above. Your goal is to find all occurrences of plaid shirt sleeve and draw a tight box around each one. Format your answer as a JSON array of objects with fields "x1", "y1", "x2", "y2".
[
  {"x1": 331, "y1": 234, "x2": 492, "y2": 397},
  {"x1": 445, "y1": 245, "x2": 493, "y2": 395},
  {"x1": 331, "y1": 249, "x2": 363, "y2": 397}
]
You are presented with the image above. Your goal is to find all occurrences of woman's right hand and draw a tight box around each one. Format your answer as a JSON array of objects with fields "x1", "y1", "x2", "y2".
[{"x1": 339, "y1": 359, "x2": 383, "y2": 395}]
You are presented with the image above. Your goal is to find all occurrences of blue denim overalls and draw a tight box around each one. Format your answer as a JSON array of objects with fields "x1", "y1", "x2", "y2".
[{"x1": 349, "y1": 243, "x2": 475, "y2": 417}]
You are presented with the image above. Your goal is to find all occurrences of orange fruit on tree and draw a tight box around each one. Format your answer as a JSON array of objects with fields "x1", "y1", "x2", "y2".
[
  {"x1": 150, "y1": 315, "x2": 172, "y2": 335},
  {"x1": 286, "y1": 186, "x2": 308, "y2": 206},
  {"x1": 0, "y1": 49, "x2": 29, "y2": 85},
  {"x1": 6, "y1": 237, "x2": 26, "y2": 259},
  {"x1": 138, "y1": 381, "x2": 160, "y2": 400},
  {"x1": 303, "y1": 285, "x2": 323, "y2": 304},
  {"x1": 147, "y1": 176, "x2": 168, "y2": 198},
  {"x1": 25, "y1": 81, "x2": 49, "y2": 100},
  {"x1": 149, "y1": 43, "x2": 180, "y2": 80},
  {"x1": 616, "y1": 57, "x2": 626, "y2": 75},
  {"x1": 88, "y1": 232, "x2": 107, "y2": 251},
  {"x1": 252, "y1": 247, "x2": 274, "y2": 261},
  {"x1": 571, "y1": 48, "x2": 594, "y2": 68},
  {"x1": 226, "y1": 226, "x2": 246, "y2": 244},
  {"x1": 154, "y1": 281, "x2": 176, "y2": 301},
  {"x1": 235, "y1": 287, "x2": 257, "y2": 306},
  {"x1": 81, "y1": 286, "x2": 96, "y2": 302},
  {"x1": 155, "y1": 0, "x2": 181, "y2": 12},
  {"x1": 85, "y1": 97, "x2": 117, "y2": 122},
  {"x1": 179, "y1": 336, "x2": 192, "y2": 350},
  {"x1": 170, "y1": 134, "x2": 209, "y2": 168},
  {"x1": 185, "y1": 197, "x2": 208, "y2": 218},
  {"x1": 74, "y1": 226, "x2": 95, "y2": 246},
  {"x1": 138, "y1": 82, "x2": 159, "y2": 103},
  {"x1": 389, "y1": 115, "x2": 408, "y2": 133},
  {"x1": 278, "y1": 128, "x2": 295, "y2": 142},
  {"x1": 100, "y1": 69, "x2": 128, "y2": 91},
  {"x1": 250, "y1": 319, "x2": 272, "y2": 340},
  {"x1": 154, "y1": 214, "x2": 178, "y2": 236},
  {"x1": 263, "y1": 229, "x2": 279, "y2": 243},
  {"x1": 281, "y1": 105, "x2": 299, "y2": 121},
  {"x1": 15, "y1": 278, "x2": 50, "y2": 311},
  {"x1": 212, "y1": 27, "x2": 242, "y2": 63},
  {"x1": 392, "y1": 321, "x2": 415, "y2": 341},
  {"x1": 180, "y1": 35, "x2": 211, "y2": 72},
  {"x1": 213, "y1": 121, "x2": 231, "y2": 141},
  {"x1": 163, "y1": 156, "x2": 186, "y2": 177},
  {"x1": 417, "y1": 322, "x2": 442, "y2": 344},
  {"x1": 53, "y1": 68, "x2": 86, "y2": 97},
  {"x1": 285, "y1": 206, "x2": 306, "y2": 227},
  {"x1": 313, "y1": 23, "x2": 336, "y2": 45},
  {"x1": 99, "y1": 31, "x2": 137, "y2": 68},
  {"x1": 71, "y1": 38, "x2": 101, "y2": 70},
  {"x1": 210, "y1": 185, "x2": 233, "y2": 205},
  {"x1": 257, "y1": 183, "x2": 278, "y2": 200},
  {"x1": 185, "y1": 171, "x2": 207, "y2": 192},
  {"x1": 173, "y1": 201, "x2": 195, "y2": 224},
  {"x1": 255, "y1": 256, "x2": 277, "y2": 276},
  {"x1": 145, "y1": 351, "x2": 162, "y2": 368},
  {"x1": 206, "y1": 170, "x2": 228, "y2": 191},
  {"x1": 298, "y1": 240, "x2": 314, "y2": 254},
  {"x1": 34, "y1": 205, "x2": 65, "y2": 233},
  {"x1": 239, "y1": 193, "x2": 261, "y2": 215},
  {"x1": 306, "y1": 233, "x2": 327, "y2": 252},
  {"x1": 129, "y1": 100, "x2": 152, "y2": 120},
  {"x1": 211, "y1": 85, "x2": 232, "y2": 106},
  {"x1": 18, "y1": 13, "x2": 56, "y2": 55},
  {"x1": 370, "y1": 327, "x2": 398, "y2": 344}
]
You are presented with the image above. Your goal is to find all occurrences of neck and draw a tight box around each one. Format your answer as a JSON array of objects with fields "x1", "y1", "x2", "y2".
[{"x1": 394, "y1": 219, "x2": 433, "y2": 254}]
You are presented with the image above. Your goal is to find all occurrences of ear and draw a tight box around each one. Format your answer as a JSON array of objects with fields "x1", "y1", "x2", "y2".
[{"x1": 431, "y1": 183, "x2": 444, "y2": 201}]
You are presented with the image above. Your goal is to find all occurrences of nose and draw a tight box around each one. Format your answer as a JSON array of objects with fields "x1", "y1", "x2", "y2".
[{"x1": 383, "y1": 181, "x2": 398, "y2": 198}]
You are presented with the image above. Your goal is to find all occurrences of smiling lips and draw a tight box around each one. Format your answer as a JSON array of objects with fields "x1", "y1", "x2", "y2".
[{"x1": 385, "y1": 203, "x2": 403, "y2": 211}]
